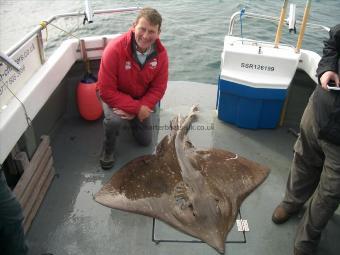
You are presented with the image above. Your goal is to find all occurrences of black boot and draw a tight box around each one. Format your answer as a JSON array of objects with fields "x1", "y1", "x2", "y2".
[
  {"x1": 99, "y1": 146, "x2": 115, "y2": 170},
  {"x1": 101, "y1": 115, "x2": 120, "y2": 170}
]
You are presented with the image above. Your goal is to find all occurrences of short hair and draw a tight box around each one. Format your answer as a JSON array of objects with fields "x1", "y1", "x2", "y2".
[{"x1": 135, "y1": 7, "x2": 162, "y2": 31}]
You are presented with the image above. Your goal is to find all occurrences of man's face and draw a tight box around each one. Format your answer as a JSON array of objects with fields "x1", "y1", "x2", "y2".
[{"x1": 133, "y1": 17, "x2": 160, "y2": 52}]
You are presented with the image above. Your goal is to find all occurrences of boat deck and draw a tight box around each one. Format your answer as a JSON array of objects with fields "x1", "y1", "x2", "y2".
[{"x1": 26, "y1": 81, "x2": 339, "y2": 255}]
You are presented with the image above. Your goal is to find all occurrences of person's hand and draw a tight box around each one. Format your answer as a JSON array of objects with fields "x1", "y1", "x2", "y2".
[
  {"x1": 138, "y1": 105, "x2": 153, "y2": 122},
  {"x1": 112, "y1": 108, "x2": 135, "y2": 120},
  {"x1": 320, "y1": 71, "x2": 339, "y2": 90}
]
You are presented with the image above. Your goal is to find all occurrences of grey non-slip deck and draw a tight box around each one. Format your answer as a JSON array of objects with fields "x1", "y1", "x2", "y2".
[{"x1": 26, "y1": 81, "x2": 339, "y2": 255}]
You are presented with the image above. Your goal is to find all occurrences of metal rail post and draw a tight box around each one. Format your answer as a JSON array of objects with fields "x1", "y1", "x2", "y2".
[
  {"x1": 295, "y1": 0, "x2": 312, "y2": 53},
  {"x1": 274, "y1": 0, "x2": 289, "y2": 48}
]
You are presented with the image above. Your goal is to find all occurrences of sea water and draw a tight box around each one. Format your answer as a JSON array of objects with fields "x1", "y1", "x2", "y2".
[{"x1": 0, "y1": 0, "x2": 339, "y2": 84}]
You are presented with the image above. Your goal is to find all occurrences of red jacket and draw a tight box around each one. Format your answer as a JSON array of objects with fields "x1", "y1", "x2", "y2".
[{"x1": 97, "y1": 30, "x2": 169, "y2": 115}]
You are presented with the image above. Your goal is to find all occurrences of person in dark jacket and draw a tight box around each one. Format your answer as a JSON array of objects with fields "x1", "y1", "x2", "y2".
[
  {"x1": 97, "y1": 7, "x2": 168, "y2": 170},
  {"x1": 271, "y1": 24, "x2": 340, "y2": 255},
  {"x1": 0, "y1": 170, "x2": 28, "y2": 255}
]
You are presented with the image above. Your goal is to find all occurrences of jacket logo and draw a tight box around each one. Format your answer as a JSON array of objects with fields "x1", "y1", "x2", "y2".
[
  {"x1": 125, "y1": 61, "x2": 131, "y2": 70},
  {"x1": 149, "y1": 59, "x2": 157, "y2": 69}
]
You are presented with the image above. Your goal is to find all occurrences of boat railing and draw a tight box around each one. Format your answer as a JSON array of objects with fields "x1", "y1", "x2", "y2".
[
  {"x1": 225, "y1": 37, "x2": 296, "y2": 50},
  {"x1": 5, "y1": 7, "x2": 140, "y2": 60},
  {"x1": 228, "y1": 10, "x2": 329, "y2": 37}
]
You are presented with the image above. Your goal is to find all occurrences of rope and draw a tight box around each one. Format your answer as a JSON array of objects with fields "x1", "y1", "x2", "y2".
[
  {"x1": 40, "y1": 20, "x2": 90, "y2": 73},
  {"x1": 0, "y1": 78, "x2": 32, "y2": 128},
  {"x1": 240, "y1": 8, "x2": 246, "y2": 44},
  {"x1": 239, "y1": 0, "x2": 251, "y2": 43},
  {"x1": 0, "y1": 19, "x2": 90, "y2": 141},
  {"x1": 0, "y1": 21, "x2": 80, "y2": 132},
  {"x1": 40, "y1": 21, "x2": 49, "y2": 41},
  {"x1": 0, "y1": 19, "x2": 91, "y2": 131},
  {"x1": 41, "y1": 21, "x2": 81, "y2": 40}
]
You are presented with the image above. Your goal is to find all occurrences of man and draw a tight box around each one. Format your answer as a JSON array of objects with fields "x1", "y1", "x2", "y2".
[
  {"x1": 97, "y1": 7, "x2": 168, "y2": 170},
  {"x1": 272, "y1": 24, "x2": 340, "y2": 255},
  {"x1": 0, "y1": 170, "x2": 28, "y2": 255}
]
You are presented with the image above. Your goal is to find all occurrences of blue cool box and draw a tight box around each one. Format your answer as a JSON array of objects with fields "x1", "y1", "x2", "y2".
[{"x1": 217, "y1": 78, "x2": 287, "y2": 129}]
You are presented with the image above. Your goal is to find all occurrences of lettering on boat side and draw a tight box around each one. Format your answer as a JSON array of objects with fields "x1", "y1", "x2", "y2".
[
  {"x1": 0, "y1": 36, "x2": 42, "y2": 110},
  {"x1": 240, "y1": 63, "x2": 275, "y2": 72}
]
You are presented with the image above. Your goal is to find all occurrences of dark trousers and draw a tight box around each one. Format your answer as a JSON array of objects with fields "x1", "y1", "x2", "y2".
[
  {"x1": 0, "y1": 171, "x2": 28, "y2": 255},
  {"x1": 101, "y1": 100, "x2": 156, "y2": 153},
  {"x1": 281, "y1": 95, "x2": 340, "y2": 254}
]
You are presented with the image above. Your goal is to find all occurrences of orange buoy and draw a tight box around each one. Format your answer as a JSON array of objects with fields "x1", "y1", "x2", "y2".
[{"x1": 77, "y1": 73, "x2": 103, "y2": 121}]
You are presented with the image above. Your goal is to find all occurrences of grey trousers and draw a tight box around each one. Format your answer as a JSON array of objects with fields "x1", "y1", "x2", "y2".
[
  {"x1": 281, "y1": 95, "x2": 340, "y2": 254},
  {"x1": 101, "y1": 100, "x2": 155, "y2": 153},
  {"x1": 0, "y1": 171, "x2": 28, "y2": 255}
]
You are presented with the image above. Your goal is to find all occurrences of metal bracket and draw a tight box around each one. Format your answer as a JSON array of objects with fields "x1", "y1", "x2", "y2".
[{"x1": 151, "y1": 209, "x2": 247, "y2": 245}]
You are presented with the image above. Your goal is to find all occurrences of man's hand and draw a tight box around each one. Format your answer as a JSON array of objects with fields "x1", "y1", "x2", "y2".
[
  {"x1": 112, "y1": 108, "x2": 135, "y2": 120},
  {"x1": 138, "y1": 105, "x2": 153, "y2": 122},
  {"x1": 320, "y1": 71, "x2": 339, "y2": 90}
]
